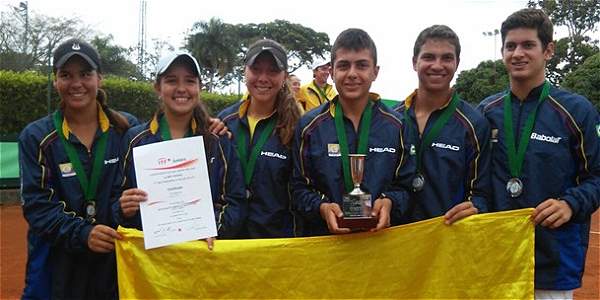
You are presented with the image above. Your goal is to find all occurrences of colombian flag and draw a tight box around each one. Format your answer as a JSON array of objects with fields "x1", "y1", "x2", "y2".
[{"x1": 116, "y1": 209, "x2": 534, "y2": 299}]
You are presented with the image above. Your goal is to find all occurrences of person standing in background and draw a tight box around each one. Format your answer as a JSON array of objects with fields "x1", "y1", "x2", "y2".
[{"x1": 298, "y1": 59, "x2": 337, "y2": 112}]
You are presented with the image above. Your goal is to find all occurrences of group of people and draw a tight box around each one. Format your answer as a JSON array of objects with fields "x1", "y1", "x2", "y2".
[{"x1": 18, "y1": 7, "x2": 598, "y2": 300}]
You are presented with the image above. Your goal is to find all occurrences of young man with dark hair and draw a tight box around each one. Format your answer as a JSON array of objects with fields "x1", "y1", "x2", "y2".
[
  {"x1": 292, "y1": 28, "x2": 412, "y2": 236},
  {"x1": 394, "y1": 24, "x2": 492, "y2": 224},
  {"x1": 478, "y1": 8, "x2": 600, "y2": 299}
]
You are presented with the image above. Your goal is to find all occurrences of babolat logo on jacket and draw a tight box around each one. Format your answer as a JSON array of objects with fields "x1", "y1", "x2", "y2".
[
  {"x1": 530, "y1": 132, "x2": 562, "y2": 144},
  {"x1": 478, "y1": 84, "x2": 600, "y2": 291}
]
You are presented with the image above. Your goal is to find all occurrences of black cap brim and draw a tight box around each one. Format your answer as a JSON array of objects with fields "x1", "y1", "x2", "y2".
[
  {"x1": 245, "y1": 49, "x2": 286, "y2": 71},
  {"x1": 54, "y1": 52, "x2": 98, "y2": 70}
]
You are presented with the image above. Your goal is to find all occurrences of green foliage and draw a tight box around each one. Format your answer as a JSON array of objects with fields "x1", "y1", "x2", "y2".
[
  {"x1": 0, "y1": 71, "x2": 240, "y2": 135},
  {"x1": 91, "y1": 35, "x2": 141, "y2": 79},
  {"x1": 185, "y1": 18, "x2": 331, "y2": 91},
  {"x1": 0, "y1": 70, "x2": 55, "y2": 135},
  {"x1": 0, "y1": 10, "x2": 90, "y2": 71},
  {"x1": 454, "y1": 60, "x2": 509, "y2": 104},
  {"x1": 562, "y1": 53, "x2": 600, "y2": 108},
  {"x1": 528, "y1": 0, "x2": 600, "y2": 84}
]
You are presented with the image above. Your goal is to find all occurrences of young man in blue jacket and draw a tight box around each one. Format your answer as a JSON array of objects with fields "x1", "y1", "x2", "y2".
[
  {"x1": 478, "y1": 8, "x2": 600, "y2": 299},
  {"x1": 292, "y1": 28, "x2": 412, "y2": 236},
  {"x1": 394, "y1": 25, "x2": 492, "y2": 224}
]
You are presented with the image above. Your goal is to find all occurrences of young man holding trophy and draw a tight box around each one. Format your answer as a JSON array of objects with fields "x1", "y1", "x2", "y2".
[{"x1": 292, "y1": 28, "x2": 413, "y2": 236}]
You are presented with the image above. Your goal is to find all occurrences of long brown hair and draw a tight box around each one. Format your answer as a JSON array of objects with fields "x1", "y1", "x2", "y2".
[{"x1": 274, "y1": 79, "x2": 301, "y2": 146}]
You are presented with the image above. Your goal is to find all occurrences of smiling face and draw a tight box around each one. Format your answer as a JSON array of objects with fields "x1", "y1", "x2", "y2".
[
  {"x1": 413, "y1": 38, "x2": 458, "y2": 94},
  {"x1": 502, "y1": 27, "x2": 553, "y2": 86},
  {"x1": 154, "y1": 61, "x2": 200, "y2": 118},
  {"x1": 244, "y1": 51, "x2": 287, "y2": 105},
  {"x1": 313, "y1": 64, "x2": 331, "y2": 85},
  {"x1": 332, "y1": 48, "x2": 379, "y2": 103},
  {"x1": 53, "y1": 55, "x2": 102, "y2": 112}
]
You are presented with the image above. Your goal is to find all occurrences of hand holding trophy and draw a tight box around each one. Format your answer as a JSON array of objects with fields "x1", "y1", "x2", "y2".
[{"x1": 337, "y1": 154, "x2": 377, "y2": 230}]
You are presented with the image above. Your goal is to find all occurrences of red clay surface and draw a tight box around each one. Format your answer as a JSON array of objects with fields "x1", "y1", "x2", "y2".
[{"x1": 1, "y1": 203, "x2": 598, "y2": 299}]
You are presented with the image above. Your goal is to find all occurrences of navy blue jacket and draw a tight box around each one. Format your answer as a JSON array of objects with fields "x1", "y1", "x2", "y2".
[
  {"x1": 292, "y1": 94, "x2": 413, "y2": 236},
  {"x1": 113, "y1": 113, "x2": 247, "y2": 239},
  {"x1": 478, "y1": 84, "x2": 600, "y2": 290},
  {"x1": 393, "y1": 91, "x2": 491, "y2": 222},
  {"x1": 218, "y1": 98, "x2": 299, "y2": 238},
  {"x1": 19, "y1": 107, "x2": 137, "y2": 299}
]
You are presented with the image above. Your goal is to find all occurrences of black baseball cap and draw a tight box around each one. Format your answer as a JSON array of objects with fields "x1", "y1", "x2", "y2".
[
  {"x1": 244, "y1": 38, "x2": 288, "y2": 71},
  {"x1": 53, "y1": 38, "x2": 101, "y2": 72}
]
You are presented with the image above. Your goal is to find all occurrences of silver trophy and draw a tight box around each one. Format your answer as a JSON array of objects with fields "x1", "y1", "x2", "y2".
[{"x1": 341, "y1": 154, "x2": 373, "y2": 220}]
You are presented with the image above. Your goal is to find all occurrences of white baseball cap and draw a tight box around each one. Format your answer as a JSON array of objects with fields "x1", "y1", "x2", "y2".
[
  {"x1": 311, "y1": 59, "x2": 330, "y2": 70},
  {"x1": 155, "y1": 51, "x2": 201, "y2": 78}
]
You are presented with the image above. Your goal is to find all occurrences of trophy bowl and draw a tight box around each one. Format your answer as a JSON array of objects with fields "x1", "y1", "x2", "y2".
[{"x1": 338, "y1": 154, "x2": 377, "y2": 230}]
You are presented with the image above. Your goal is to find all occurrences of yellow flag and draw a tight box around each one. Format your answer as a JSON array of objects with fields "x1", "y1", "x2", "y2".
[{"x1": 116, "y1": 209, "x2": 534, "y2": 299}]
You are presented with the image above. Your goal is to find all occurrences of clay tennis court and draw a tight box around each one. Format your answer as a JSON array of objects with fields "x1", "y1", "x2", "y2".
[{"x1": 1, "y1": 199, "x2": 598, "y2": 299}]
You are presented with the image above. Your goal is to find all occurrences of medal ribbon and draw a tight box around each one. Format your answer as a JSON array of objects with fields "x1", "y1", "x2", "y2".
[
  {"x1": 334, "y1": 100, "x2": 373, "y2": 192},
  {"x1": 404, "y1": 92, "x2": 459, "y2": 173},
  {"x1": 504, "y1": 81, "x2": 550, "y2": 178},
  {"x1": 315, "y1": 84, "x2": 330, "y2": 104},
  {"x1": 52, "y1": 110, "x2": 107, "y2": 205},
  {"x1": 159, "y1": 115, "x2": 193, "y2": 141},
  {"x1": 236, "y1": 117, "x2": 276, "y2": 186}
]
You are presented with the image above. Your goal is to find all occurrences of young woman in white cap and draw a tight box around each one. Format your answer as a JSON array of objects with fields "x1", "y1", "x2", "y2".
[
  {"x1": 116, "y1": 52, "x2": 247, "y2": 248},
  {"x1": 218, "y1": 38, "x2": 302, "y2": 238},
  {"x1": 19, "y1": 38, "x2": 138, "y2": 299}
]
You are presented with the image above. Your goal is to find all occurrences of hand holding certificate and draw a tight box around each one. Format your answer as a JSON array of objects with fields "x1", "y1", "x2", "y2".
[{"x1": 133, "y1": 136, "x2": 216, "y2": 249}]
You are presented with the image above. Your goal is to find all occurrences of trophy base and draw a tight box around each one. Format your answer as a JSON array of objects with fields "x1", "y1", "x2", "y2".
[{"x1": 337, "y1": 216, "x2": 378, "y2": 231}]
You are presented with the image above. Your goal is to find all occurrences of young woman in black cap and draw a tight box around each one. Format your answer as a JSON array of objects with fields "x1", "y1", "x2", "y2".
[
  {"x1": 218, "y1": 38, "x2": 302, "y2": 238},
  {"x1": 19, "y1": 38, "x2": 137, "y2": 299},
  {"x1": 115, "y1": 52, "x2": 247, "y2": 247}
]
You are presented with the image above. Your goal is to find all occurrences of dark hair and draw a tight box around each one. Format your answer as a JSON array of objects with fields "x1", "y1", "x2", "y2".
[
  {"x1": 331, "y1": 28, "x2": 377, "y2": 66},
  {"x1": 501, "y1": 8, "x2": 553, "y2": 50},
  {"x1": 54, "y1": 46, "x2": 131, "y2": 134},
  {"x1": 413, "y1": 25, "x2": 461, "y2": 60}
]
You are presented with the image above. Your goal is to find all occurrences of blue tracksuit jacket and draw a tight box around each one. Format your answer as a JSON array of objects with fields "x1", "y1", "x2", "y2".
[
  {"x1": 19, "y1": 107, "x2": 137, "y2": 299},
  {"x1": 393, "y1": 90, "x2": 491, "y2": 222},
  {"x1": 218, "y1": 98, "x2": 299, "y2": 238},
  {"x1": 113, "y1": 113, "x2": 247, "y2": 239},
  {"x1": 292, "y1": 94, "x2": 413, "y2": 236},
  {"x1": 478, "y1": 83, "x2": 600, "y2": 290}
]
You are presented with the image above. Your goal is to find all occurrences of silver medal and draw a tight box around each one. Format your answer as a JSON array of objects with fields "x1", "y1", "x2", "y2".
[
  {"x1": 506, "y1": 178, "x2": 523, "y2": 198},
  {"x1": 412, "y1": 173, "x2": 425, "y2": 192},
  {"x1": 85, "y1": 202, "x2": 96, "y2": 218}
]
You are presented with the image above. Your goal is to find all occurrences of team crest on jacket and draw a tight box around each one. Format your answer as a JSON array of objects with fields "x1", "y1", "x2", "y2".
[
  {"x1": 491, "y1": 129, "x2": 499, "y2": 143},
  {"x1": 59, "y1": 163, "x2": 76, "y2": 177},
  {"x1": 328, "y1": 143, "x2": 341, "y2": 157}
]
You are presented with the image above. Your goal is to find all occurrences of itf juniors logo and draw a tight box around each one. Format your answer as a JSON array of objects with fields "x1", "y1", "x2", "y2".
[
  {"x1": 328, "y1": 143, "x2": 341, "y2": 157},
  {"x1": 59, "y1": 163, "x2": 76, "y2": 177}
]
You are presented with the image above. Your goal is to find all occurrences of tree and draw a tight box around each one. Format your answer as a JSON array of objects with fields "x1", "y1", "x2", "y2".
[
  {"x1": 562, "y1": 53, "x2": 600, "y2": 108},
  {"x1": 0, "y1": 9, "x2": 91, "y2": 71},
  {"x1": 91, "y1": 35, "x2": 139, "y2": 79},
  {"x1": 454, "y1": 60, "x2": 509, "y2": 104},
  {"x1": 528, "y1": 0, "x2": 600, "y2": 84},
  {"x1": 185, "y1": 18, "x2": 239, "y2": 92},
  {"x1": 236, "y1": 19, "x2": 331, "y2": 72},
  {"x1": 185, "y1": 18, "x2": 331, "y2": 92}
]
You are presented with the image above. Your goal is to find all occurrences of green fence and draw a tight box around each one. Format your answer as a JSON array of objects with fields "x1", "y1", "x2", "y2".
[{"x1": 0, "y1": 135, "x2": 19, "y2": 188}]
